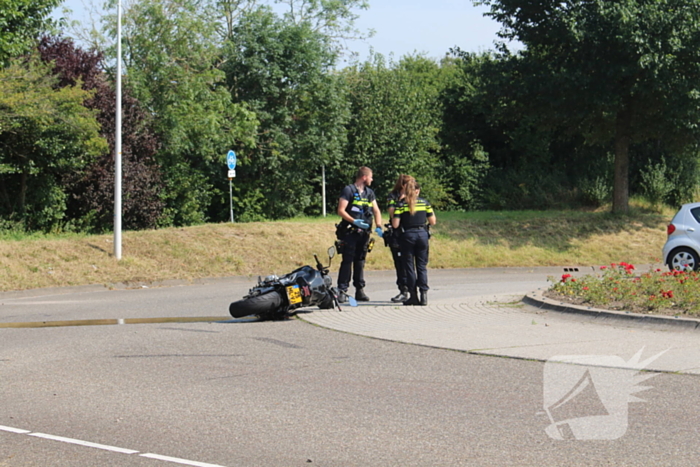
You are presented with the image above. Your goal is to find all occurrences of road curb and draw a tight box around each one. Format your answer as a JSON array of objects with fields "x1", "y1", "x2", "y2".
[{"x1": 523, "y1": 288, "x2": 700, "y2": 331}]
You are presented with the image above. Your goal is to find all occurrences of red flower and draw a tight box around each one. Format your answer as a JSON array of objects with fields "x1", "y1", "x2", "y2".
[
  {"x1": 561, "y1": 274, "x2": 572, "y2": 282},
  {"x1": 617, "y1": 262, "x2": 635, "y2": 273}
]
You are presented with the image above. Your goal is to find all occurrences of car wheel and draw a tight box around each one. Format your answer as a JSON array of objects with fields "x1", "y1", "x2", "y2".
[{"x1": 668, "y1": 247, "x2": 700, "y2": 271}]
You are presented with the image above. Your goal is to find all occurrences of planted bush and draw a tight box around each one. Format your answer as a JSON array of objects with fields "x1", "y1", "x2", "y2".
[{"x1": 548, "y1": 263, "x2": 700, "y2": 316}]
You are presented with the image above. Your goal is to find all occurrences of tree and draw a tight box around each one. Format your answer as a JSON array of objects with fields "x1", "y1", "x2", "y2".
[
  {"x1": 477, "y1": 0, "x2": 700, "y2": 213},
  {"x1": 217, "y1": 0, "x2": 258, "y2": 41},
  {"x1": 441, "y1": 49, "x2": 587, "y2": 210},
  {"x1": 223, "y1": 7, "x2": 350, "y2": 219},
  {"x1": 275, "y1": 0, "x2": 371, "y2": 52},
  {"x1": 38, "y1": 36, "x2": 165, "y2": 232},
  {"x1": 0, "y1": 55, "x2": 107, "y2": 230},
  {"x1": 340, "y1": 54, "x2": 451, "y2": 206},
  {"x1": 106, "y1": 0, "x2": 257, "y2": 226},
  {"x1": 0, "y1": 0, "x2": 60, "y2": 66}
]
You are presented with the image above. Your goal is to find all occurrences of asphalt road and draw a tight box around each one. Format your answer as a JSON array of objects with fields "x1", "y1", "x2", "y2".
[{"x1": 1, "y1": 268, "x2": 699, "y2": 466}]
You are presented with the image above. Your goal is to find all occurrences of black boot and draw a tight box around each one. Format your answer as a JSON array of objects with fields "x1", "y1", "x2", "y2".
[
  {"x1": 419, "y1": 290, "x2": 428, "y2": 306},
  {"x1": 403, "y1": 290, "x2": 420, "y2": 306},
  {"x1": 337, "y1": 291, "x2": 348, "y2": 303},
  {"x1": 355, "y1": 288, "x2": 370, "y2": 302},
  {"x1": 391, "y1": 287, "x2": 409, "y2": 303}
]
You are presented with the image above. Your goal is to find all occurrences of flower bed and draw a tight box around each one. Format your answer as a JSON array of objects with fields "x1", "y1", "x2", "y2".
[{"x1": 546, "y1": 262, "x2": 700, "y2": 316}]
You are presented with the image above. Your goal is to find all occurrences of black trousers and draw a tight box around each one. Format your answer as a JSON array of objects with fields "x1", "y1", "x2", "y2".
[
  {"x1": 399, "y1": 229, "x2": 430, "y2": 293},
  {"x1": 337, "y1": 230, "x2": 370, "y2": 291},
  {"x1": 390, "y1": 244, "x2": 406, "y2": 290}
]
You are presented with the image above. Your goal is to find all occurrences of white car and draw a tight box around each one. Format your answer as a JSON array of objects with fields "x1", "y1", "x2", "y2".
[{"x1": 663, "y1": 202, "x2": 700, "y2": 271}]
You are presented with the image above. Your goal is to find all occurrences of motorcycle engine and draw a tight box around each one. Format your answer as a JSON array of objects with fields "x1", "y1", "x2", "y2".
[
  {"x1": 264, "y1": 274, "x2": 279, "y2": 283},
  {"x1": 323, "y1": 275, "x2": 332, "y2": 288}
]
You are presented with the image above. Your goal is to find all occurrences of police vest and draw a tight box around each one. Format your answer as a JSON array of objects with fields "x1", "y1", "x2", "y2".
[
  {"x1": 386, "y1": 191, "x2": 401, "y2": 212},
  {"x1": 342, "y1": 184, "x2": 375, "y2": 225},
  {"x1": 393, "y1": 197, "x2": 433, "y2": 229}
]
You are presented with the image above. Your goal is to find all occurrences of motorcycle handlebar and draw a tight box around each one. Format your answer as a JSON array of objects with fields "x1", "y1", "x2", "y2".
[{"x1": 315, "y1": 253, "x2": 331, "y2": 275}]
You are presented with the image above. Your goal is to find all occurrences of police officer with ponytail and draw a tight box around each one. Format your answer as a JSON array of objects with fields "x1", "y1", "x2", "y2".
[
  {"x1": 336, "y1": 167, "x2": 383, "y2": 302},
  {"x1": 386, "y1": 174, "x2": 410, "y2": 302},
  {"x1": 391, "y1": 177, "x2": 436, "y2": 306}
]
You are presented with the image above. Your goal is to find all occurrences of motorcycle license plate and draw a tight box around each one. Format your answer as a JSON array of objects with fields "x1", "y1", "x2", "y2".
[{"x1": 286, "y1": 285, "x2": 302, "y2": 305}]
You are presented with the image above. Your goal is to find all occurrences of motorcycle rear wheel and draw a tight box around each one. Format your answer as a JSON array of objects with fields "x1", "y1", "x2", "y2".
[{"x1": 229, "y1": 292, "x2": 284, "y2": 318}]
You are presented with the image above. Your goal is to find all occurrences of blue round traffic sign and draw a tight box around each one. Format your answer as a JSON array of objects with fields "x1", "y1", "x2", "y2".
[{"x1": 226, "y1": 150, "x2": 237, "y2": 170}]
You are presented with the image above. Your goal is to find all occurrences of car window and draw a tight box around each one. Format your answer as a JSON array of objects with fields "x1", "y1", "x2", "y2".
[{"x1": 690, "y1": 207, "x2": 700, "y2": 224}]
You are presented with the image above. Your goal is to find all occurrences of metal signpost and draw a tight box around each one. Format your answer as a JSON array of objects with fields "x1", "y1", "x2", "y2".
[
  {"x1": 322, "y1": 164, "x2": 326, "y2": 217},
  {"x1": 227, "y1": 150, "x2": 236, "y2": 223}
]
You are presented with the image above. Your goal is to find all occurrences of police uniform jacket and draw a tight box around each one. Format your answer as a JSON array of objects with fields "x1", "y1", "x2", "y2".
[{"x1": 393, "y1": 197, "x2": 434, "y2": 231}]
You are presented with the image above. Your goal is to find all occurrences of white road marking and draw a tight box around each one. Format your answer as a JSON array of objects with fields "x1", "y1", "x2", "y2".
[
  {"x1": 0, "y1": 425, "x2": 30, "y2": 434},
  {"x1": 140, "y1": 453, "x2": 228, "y2": 467},
  {"x1": 28, "y1": 432, "x2": 139, "y2": 454},
  {"x1": 0, "y1": 425, "x2": 227, "y2": 466}
]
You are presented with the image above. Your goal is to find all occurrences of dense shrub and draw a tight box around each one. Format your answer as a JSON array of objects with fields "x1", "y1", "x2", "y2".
[{"x1": 38, "y1": 36, "x2": 165, "y2": 232}]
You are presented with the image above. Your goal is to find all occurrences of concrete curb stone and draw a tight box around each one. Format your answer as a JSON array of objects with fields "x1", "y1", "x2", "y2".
[{"x1": 523, "y1": 287, "x2": 700, "y2": 331}]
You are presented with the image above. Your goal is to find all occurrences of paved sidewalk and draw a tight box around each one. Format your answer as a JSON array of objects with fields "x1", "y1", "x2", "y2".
[{"x1": 300, "y1": 290, "x2": 700, "y2": 375}]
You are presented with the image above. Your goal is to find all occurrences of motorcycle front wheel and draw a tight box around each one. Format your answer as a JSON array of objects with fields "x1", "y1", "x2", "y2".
[
  {"x1": 229, "y1": 291, "x2": 284, "y2": 318},
  {"x1": 318, "y1": 293, "x2": 334, "y2": 309}
]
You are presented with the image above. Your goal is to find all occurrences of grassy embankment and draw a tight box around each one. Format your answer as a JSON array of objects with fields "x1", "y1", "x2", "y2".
[{"x1": 0, "y1": 207, "x2": 672, "y2": 292}]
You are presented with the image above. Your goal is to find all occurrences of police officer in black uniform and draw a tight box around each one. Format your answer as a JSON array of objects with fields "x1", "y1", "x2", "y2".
[
  {"x1": 386, "y1": 174, "x2": 410, "y2": 302},
  {"x1": 391, "y1": 177, "x2": 436, "y2": 306},
  {"x1": 336, "y1": 166, "x2": 383, "y2": 302}
]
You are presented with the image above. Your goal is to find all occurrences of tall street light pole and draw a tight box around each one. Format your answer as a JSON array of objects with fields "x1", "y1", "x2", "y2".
[{"x1": 114, "y1": 0, "x2": 123, "y2": 260}]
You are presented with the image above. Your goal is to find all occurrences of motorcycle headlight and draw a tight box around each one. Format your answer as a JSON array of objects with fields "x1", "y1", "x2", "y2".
[{"x1": 324, "y1": 276, "x2": 332, "y2": 288}]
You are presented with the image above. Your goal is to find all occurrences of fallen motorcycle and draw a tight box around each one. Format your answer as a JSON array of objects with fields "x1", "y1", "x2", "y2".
[{"x1": 229, "y1": 246, "x2": 354, "y2": 320}]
